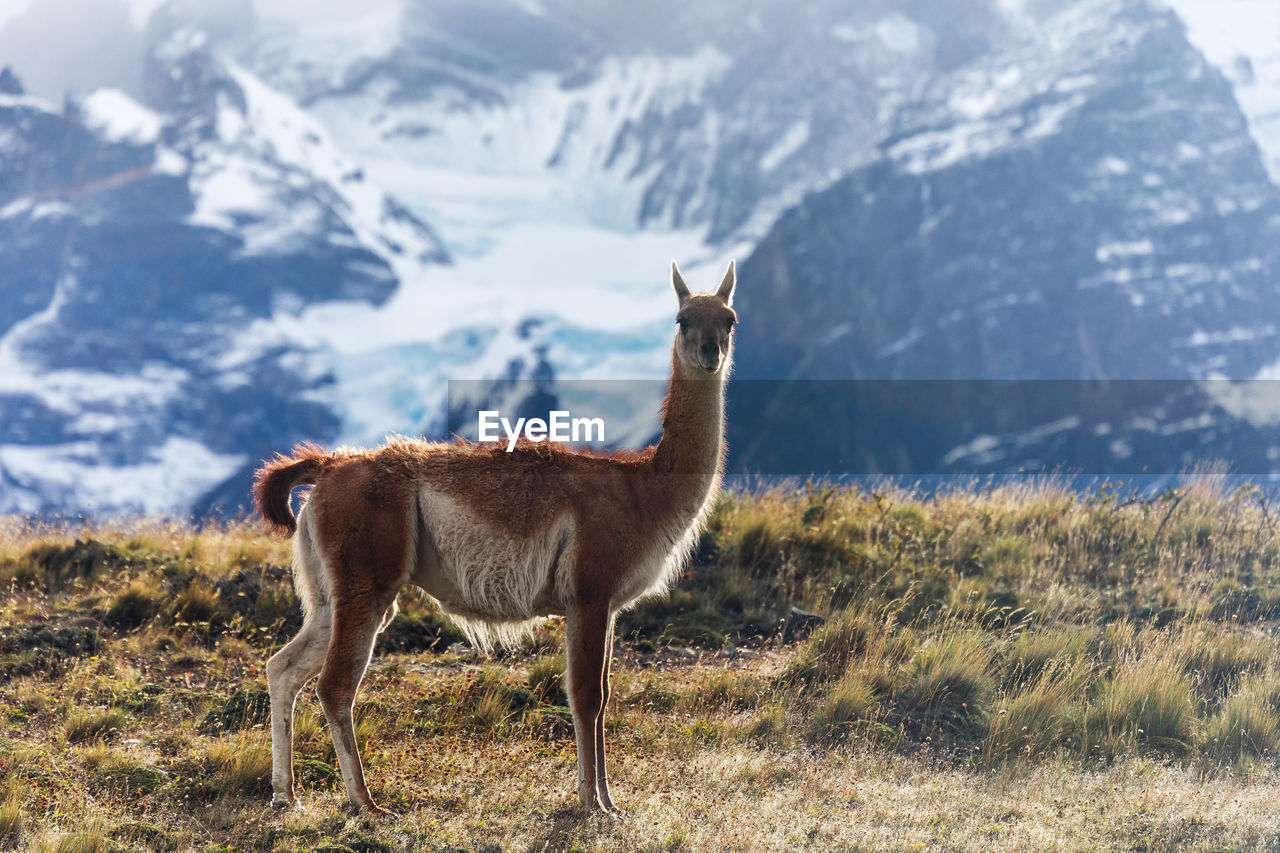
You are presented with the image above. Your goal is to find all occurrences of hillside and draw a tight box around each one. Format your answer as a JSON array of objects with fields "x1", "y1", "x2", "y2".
[{"x1": 5, "y1": 477, "x2": 1280, "y2": 850}]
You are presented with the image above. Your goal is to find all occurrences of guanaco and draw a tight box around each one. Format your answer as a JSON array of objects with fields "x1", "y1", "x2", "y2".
[{"x1": 254, "y1": 260, "x2": 737, "y2": 817}]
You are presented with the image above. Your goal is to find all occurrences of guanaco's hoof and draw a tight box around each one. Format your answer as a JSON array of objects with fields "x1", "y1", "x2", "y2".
[
  {"x1": 578, "y1": 797, "x2": 625, "y2": 821},
  {"x1": 269, "y1": 794, "x2": 301, "y2": 811},
  {"x1": 354, "y1": 802, "x2": 398, "y2": 820}
]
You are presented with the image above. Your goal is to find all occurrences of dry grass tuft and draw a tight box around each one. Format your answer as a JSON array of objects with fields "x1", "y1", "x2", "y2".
[
  {"x1": 206, "y1": 735, "x2": 273, "y2": 797},
  {"x1": 1085, "y1": 656, "x2": 1194, "y2": 757},
  {"x1": 64, "y1": 708, "x2": 127, "y2": 744},
  {"x1": 897, "y1": 629, "x2": 994, "y2": 736},
  {"x1": 808, "y1": 671, "x2": 882, "y2": 745},
  {"x1": 526, "y1": 653, "x2": 567, "y2": 706},
  {"x1": 32, "y1": 823, "x2": 110, "y2": 853},
  {"x1": 0, "y1": 782, "x2": 23, "y2": 845},
  {"x1": 983, "y1": 660, "x2": 1086, "y2": 764},
  {"x1": 1204, "y1": 674, "x2": 1280, "y2": 765}
]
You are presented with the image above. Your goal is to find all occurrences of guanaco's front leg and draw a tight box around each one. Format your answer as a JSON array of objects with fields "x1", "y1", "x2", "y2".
[
  {"x1": 594, "y1": 615, "x2": 622, "y2": 816},
  {"x1": 566, "y1": 601, "x2": 614, "y2": 813}
]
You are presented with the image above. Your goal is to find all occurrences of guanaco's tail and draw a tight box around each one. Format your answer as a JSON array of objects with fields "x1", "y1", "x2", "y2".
[{"x1": 252, "y1": 443, "x2": 335, "y2": 536}]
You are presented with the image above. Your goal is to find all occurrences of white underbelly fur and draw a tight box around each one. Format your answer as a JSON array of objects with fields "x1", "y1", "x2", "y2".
[
  {"x1": 416, "y1": 487, "x2": 574, "y2": 647},
  {"x1": 414, "y1": 484, "x2": 716, "y2": 647}
]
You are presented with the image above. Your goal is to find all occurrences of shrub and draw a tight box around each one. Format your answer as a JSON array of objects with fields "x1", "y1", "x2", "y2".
[{"x1": 104, "y1": 584, "x2": 158, "y2": 631}]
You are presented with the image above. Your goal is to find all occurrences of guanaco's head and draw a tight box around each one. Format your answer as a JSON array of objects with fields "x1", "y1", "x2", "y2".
[{"x1": 671, "y1": 259, "x2": 737, "y2": 374}]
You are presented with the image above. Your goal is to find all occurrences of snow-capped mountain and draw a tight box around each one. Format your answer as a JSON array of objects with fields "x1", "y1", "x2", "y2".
[
  {"x1": 2, "y1": 0, "x2": 1280, "y2": 513},
  {"x1": 730, "y1": 0, "x2": 1280, "y2": 474},
  {"x1": 0, "y1": 25, "x2": 447, "y2": 514},
  {"x1": 736, "y1": 0, "x2": 1280, "y2": 382}
]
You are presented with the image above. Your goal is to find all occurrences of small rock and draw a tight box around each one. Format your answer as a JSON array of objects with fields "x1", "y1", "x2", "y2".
[{"x1": 776, "y1": 606, "x2": 826, "y2": 649}]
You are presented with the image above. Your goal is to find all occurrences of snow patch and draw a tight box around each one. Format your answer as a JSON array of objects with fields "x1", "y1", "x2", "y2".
[
  {"x1": 1096, "y1": 239, "x2": 1154, "y2": 262},
  {"x1": 0, "y1": 437, "x2": 245, "y2": 517},
  {"x1": 1166, "y1": 0, "x2": 1280, "y2": 184},
  {"x1": 891, "y1": 93, "x2": 1086, "y2": 173},
  {"x1": 81, "y1": 88, "x2": 163, "y2": 144},
  {"x1": 759, "y1": 119, "x2": 810, "y2": 172},
  {"x1": 875, "y1": 14, "x2": 921, "y2": 54}
]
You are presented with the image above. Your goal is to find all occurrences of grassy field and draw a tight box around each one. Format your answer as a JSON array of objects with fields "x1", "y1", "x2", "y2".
[{"x1": 5, "y1": 475, "x2": 1280, "y2": 850}]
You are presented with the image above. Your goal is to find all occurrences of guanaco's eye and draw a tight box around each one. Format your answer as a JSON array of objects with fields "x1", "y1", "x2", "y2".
[
  {"x1": 725, "y1": 318, "x2": 736, "y2": 332},
  {"x1": 677, "y1": 318, "x2": 688, "y2": 332}
]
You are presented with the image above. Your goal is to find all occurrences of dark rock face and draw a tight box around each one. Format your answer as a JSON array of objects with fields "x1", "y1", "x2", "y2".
[
  {"x1": 737, "y1": 2, "x2": 1280, "y2": 382},
  {"x1": 728, "y1": 1, "x2": 1280, "y2": 475},
  {"x1": 612, "y1": 0, "x2": 1014, "y2": 241},
  {"x1": 0, "y1": 67, "x2": 23, "y2": 96}
]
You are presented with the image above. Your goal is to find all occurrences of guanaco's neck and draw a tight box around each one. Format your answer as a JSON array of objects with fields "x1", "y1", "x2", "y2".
[{"x1": 649, "y1": 343, "x2": 730, "y2": 489}]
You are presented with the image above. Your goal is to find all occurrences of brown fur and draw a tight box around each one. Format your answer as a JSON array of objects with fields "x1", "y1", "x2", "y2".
[
  {"x1": 258, "y1": 436, "x2": 713, "y2": 546},
  {"x1": 256, "y1": 260, "x2": 737, "y2": 817},
  {"x1": 252, "y1": 442, "x2": 346, "y2": 535}
]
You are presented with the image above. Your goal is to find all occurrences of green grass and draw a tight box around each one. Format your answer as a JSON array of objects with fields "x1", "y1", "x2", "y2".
[{"x1": 6, "y1": 478, "x2": 1280, "y2": 849}]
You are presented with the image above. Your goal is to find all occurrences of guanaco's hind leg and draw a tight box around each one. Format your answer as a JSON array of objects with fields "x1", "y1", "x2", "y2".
[
  {"x1": 316, "y1": 594, "x2": 398, "y2": 815},
  {"x1": 301, "y1": 460, "x2": 413, "y2": 815},
  {"x1": 267, "y1": 607, "x2": 332, "y2": 809},
  {"x1": 268, "y1": 518, "x2": 333, "y2": 810},
  {"x1": 567, "y1": 601, "x2": 619, "y2": 815}
]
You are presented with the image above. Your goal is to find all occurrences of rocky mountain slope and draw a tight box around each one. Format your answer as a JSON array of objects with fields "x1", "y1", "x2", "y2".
[
  {"x1": 1, "y1": 0, "x2": 1279, "y2": 512},
  {"x1": 0, "y1": 27, "x2": 446, "y2": 514}
]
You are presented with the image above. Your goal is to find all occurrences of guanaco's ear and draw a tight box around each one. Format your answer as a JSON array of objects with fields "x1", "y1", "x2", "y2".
[
  {"x1": 671, "y1": 260, "x2": 691, "y2": 305},
  {"x1": 716, "y1": 259, "x2": 736, "y2": 305}
]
